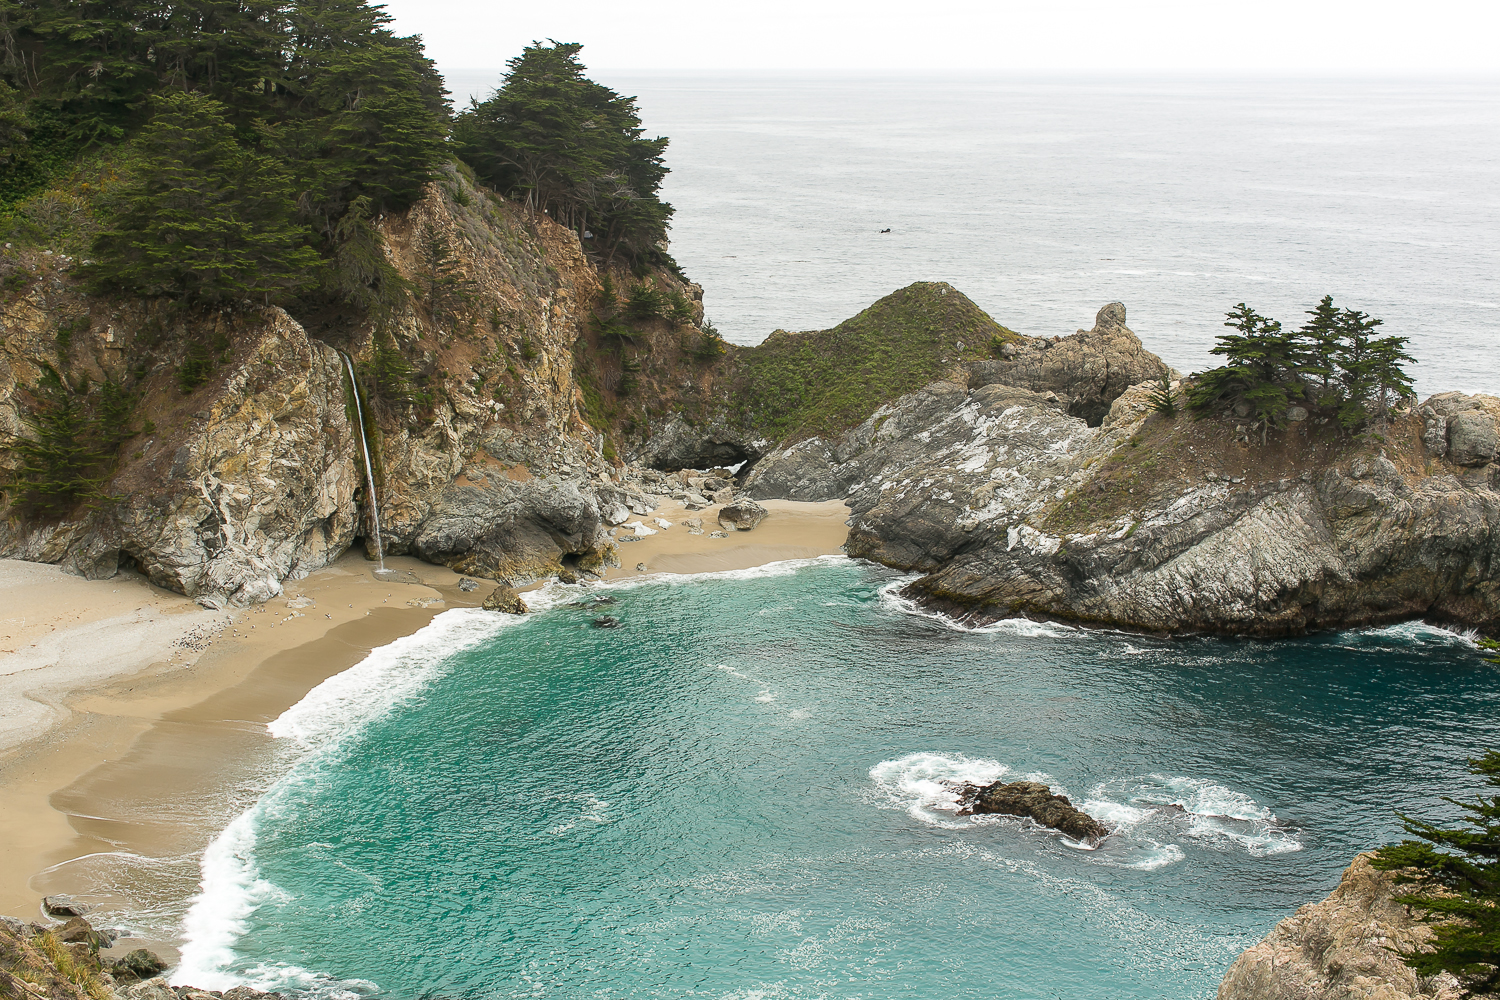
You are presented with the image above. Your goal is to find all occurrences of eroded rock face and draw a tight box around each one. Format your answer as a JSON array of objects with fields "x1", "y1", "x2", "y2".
[
  {"x1": 0, "y1": 308, "x2": 361, "y2": 608},
  {"x1": 957, "y1": 779, "x2": 1109, "y2": 844},
  {"x1": 1217, "y1": 853, "x2": 1459, "y2": 1000},
  {"x1": 966, "y1": 302, "x2": 1169, "y2": 425},
  {"x1": 747, "y1": 356, "x2": 1500, "y2": 634},
  {"x1": 481, "y1": 583, "x2": 529, "y2": 614}
]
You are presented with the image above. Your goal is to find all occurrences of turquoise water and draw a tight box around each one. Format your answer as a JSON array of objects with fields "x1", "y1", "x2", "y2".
[{"x1": 175, "y1": 558, "x2": 1500, "y2": 999}]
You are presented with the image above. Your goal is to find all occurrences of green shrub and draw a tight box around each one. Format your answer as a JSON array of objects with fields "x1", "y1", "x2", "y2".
[{"x1": 625, "y1": 282, "x2": 667, "y2": 322}]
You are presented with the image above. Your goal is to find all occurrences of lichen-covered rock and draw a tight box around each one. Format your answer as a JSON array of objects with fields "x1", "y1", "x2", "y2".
[
  {"x1": 957, "y1": 779, "x2": 1109, "y2": 844},
  {"x1": 1217, "y1": 853, "x2": 1460, "y2": 1000},
  {"x1": 1448, "y1": 411, "x2": 1498, "y2": 466},
  {"x1": 108, "y1": 948, "x2": 169, "y2": 982}
]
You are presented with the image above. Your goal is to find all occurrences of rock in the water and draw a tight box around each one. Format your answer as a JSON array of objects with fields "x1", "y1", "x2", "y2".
[
  {"x1": 718, "y1": 498, "x2": 768, "y2": 532},
  {"x1": 957, "y1": 780, "x2": 1109, "y2": 844},
  {"x1": 42, "y1": 895, "x2": 86, "y2": 917},
  {"x1": 592, "y1": 615, "x2": 620, "y2": 628},
  {"x1": 110, "y1": 948, "x2": 169, "y2": 982},
  {"x1": 481, "y1": 585, "x2": 528, "y2": 614},
  {"x1": 1217, "y1": 852, "x2": 1460, "y2": 1000}
]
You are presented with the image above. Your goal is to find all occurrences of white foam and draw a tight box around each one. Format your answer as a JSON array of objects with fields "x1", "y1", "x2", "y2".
[
  {"x1": 1086, "y1": 774, "x2": 1302, "y2": 857},
  {"x1": 876, "y1": 578, "x2": 1074, "y2": 637},
  {"x1": 268, "y1": 608, "x2": 508, "y2": 750},
  {"x1": 869, "y1": 752, "x2": 1030, "y2": 827},
  {"x1": 175, "y1": 608, "x2": 525, "y2": 989}
]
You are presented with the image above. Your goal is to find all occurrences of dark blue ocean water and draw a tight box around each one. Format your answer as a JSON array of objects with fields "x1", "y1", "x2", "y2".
[{"x1": 172, "y1": 558, "x2": 1500, "y2": 1000}]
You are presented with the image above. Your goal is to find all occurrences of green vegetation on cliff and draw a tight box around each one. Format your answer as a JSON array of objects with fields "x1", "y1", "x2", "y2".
[
  {"x1": 1374, "y1": 749, "x2": 1500, "y2": 998},
  {"x1": 0, "y1": 0, "x2": 448, "y2": 304},
  {"x1": 729, "y1": 282, "x2": 1020, "y2": 442},
  {"x1": 452, "y1": 42, "x2": 674, "y2": 270},
  {"x1": 1188, "y1": 297, "x2": 1416, "y2": 434}
]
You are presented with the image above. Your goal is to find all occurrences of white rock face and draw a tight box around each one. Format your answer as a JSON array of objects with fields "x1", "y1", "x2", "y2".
[{"x1": 1217, "y1": 853, "x2": 1459, "y2": 1000}]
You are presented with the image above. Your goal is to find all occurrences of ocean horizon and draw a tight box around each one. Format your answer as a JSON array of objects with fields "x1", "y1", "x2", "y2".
[{"x1": 444, "y1": 69, "x2": 1500, "y2": 401}]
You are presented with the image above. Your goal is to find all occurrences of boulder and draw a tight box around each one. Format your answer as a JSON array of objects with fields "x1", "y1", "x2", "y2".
[
  {"x1": 109, "y1": 948, "x2": 169, "y2": 982},
  {"x1": 481, "y1": 585, "x2": 528, "y2": 614},
  {"x1": 55, "y1": 916, "x2": 110, "y2": 952},
  {"x1": 718, "y1": 498, "x2": 769, "y2": 532},
  {"x1": 957, "y1": 780, "x2": 1109, "y2": 844},
  {"x1": 42, "y1": 894, "x2": 86, "y2": 917},
  {"x1": 1448, "y1": 410, "x2": 1497, "y2": 466},
  {"x1": 1217, "y1": 853, "x2": 1460, "y2": 1000},
  {"x1": 592, "y1": 615, "x2": 620, "y2": 628}
]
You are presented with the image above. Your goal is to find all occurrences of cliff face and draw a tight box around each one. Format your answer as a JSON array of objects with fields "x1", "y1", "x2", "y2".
[
  {"x1": 0, "y1": 166, "x2": 678, "y2": 605},
  {"x1": 744, "y1": 304, "x2": 1500, "y2": 635},
  {"x1": 1217, "y1": 853, "x2": 1459, "y2": 1000}
]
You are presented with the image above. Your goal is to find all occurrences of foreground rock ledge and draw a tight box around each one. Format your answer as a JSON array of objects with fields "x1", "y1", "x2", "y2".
[
  {"x1": 1217, "y1": 852, "x2": 1460, "y2": 1000},
  {"x1": 956, "y1": 779, "x2": 1109, "y2": 844}
]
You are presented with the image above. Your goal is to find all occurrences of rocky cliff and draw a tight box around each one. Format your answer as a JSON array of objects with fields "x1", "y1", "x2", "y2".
[
  {"x1": 1217, "y1": 853, "x2": 1460, "y2": 1000},
  {"x1": 3, "y1": 184, "x2": 1497, "y2": 634},
  {"x1": 743, "y1": 304, "x2": 1500, "y2": 635},
  {"x1": 0, "y1": 166, "x2": 680, "y2": 605}
]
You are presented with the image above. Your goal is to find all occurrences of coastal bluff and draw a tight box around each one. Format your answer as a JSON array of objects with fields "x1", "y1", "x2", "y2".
[
  {"x1": 1217, "y1": 853, "x2": 1460, "y2": 1000},
  {"x1": 1, "y1": 166, "x2": 1497, "y2": 634}
]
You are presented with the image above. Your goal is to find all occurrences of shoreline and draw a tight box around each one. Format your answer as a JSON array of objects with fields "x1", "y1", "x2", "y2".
[{"x1": 0, "y1": 498, "x2": 851, "y2": 960}]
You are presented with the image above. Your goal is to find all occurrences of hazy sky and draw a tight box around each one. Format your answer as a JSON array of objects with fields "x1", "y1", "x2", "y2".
[{"x1": 380, "y1": 0, "x2": 1499, "y2": 74}]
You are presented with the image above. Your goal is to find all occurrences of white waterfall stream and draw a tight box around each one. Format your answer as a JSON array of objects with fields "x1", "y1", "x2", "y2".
[{"x1": 340, "y1": 352, "x2": 385, "y2": 571}]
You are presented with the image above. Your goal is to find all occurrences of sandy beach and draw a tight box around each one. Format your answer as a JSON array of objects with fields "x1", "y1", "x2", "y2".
[{"x1": 0, "y1": 497, "x2": 850, "y2": 942}]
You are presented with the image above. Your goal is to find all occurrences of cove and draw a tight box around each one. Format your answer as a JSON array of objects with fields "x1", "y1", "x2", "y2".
[{"x1": 175, "y1": 557, "x2": 1500, "y2": 1000}]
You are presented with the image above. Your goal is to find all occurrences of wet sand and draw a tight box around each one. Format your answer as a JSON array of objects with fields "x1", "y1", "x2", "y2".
[{"x1": 0, "y1": 498, "x2": 850, "y2": 938}]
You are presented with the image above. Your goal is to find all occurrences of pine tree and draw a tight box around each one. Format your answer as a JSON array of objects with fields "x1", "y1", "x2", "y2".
[
  {"x1": 1373, "y1": 750, "x2": 1500, "y2": 998},
  {"x1": 1299, "y1": 294, "x2": 1344, "y2": 405},
  {"x1": 452, "y1": 41, "x2": 674, "y2": 265},
  {"x1": 3, "y1": 367, "x2": 110, "y2": 514},
  {"x1": 1187, "y1": 303, "x2": 1308, "y2": 439},
  {"x1": 85, "y1": 92, "x2": 319, "y2": 304}
]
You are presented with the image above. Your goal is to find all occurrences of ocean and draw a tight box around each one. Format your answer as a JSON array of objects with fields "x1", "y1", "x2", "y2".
[
  {"x1": 445, "y1": 71, "x2": 1500, "y2": 400},
  {"x1": 167, "y1": 558, "x2": 1500, "y2": 999}
]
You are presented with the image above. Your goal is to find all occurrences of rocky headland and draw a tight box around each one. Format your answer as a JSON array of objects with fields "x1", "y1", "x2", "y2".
[
  {"x1": 1217, "y1": 853, "x2": 1461, "y2": 1000},
  {"x1": 2, "y1": 160, "x2": 1497, "y2": 640}
]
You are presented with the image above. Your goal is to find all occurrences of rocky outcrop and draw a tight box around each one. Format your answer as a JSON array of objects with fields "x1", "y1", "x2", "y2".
[
  {"x1": 0, "y1": 306, "x2": 361, "y2": 607},
  {"x1": 717, "y1": 497, "x2": 768, "y2": 531},
  {"x1": 745, "y1": 307, "x2": 1500, "y2": 635},
  {"x1": 481, "y1": 583, "x2": 528, "y2": 614},
  {"x1": 957, "y1": 779, "x2": 1109, "y2": 844},
  {"x1": 966, "y1": 302, "x2": 1169, "y2": 425},
  {"x1": 1217, "y1": 853, "x2": 1459, "y2": 1000}
]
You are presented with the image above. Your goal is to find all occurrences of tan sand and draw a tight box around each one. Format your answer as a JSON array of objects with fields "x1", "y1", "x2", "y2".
[
  {"x1": 606, "y1": 498, "x2": 851, "y2": 578},
  {"x1": 0, "y1": 498, "x2": 850, "y2": 934}
]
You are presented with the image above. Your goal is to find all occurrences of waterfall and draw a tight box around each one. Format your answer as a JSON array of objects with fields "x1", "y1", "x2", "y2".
[{"x1": 340, "y1": 351, "x2": 385, "y2": 571}]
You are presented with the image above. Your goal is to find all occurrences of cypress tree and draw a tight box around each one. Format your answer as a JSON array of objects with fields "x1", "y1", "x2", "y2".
[
  {"x1": 1373, "y1": 750, "x2": 1500, "y2": 998},
  {"x1": 85, "y1": 92, "x2": 320, "y2": 304}
]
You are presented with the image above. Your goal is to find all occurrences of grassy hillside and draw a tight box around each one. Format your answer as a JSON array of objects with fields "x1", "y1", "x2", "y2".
[{"x1": 726, "y1": 282, "x2": 1023, "y2": 442}]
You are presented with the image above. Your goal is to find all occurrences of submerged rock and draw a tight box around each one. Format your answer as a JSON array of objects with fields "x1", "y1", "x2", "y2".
[
  {"x1": 957, "y1": 779, "x2": 1109, "y2": 844},
  {"x1": 592, "y1": 615, "x2": 620, "y2": 628},
  {"x1": 481, "y1": 584, "x2": 528, "y2": 614},
  {"x1": 1217, "y1": 852, "x2": 1460, "y2": 1000}
]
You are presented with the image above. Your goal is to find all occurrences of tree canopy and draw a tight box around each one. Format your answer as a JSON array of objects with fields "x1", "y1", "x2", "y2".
[
  {"x1": 452, "y1": 41, "x2": 674, "y2": 267},
  {"x1": 1373, "y1": 750, "x2": 1500, "y2": 998},
  {"x1": 0, "y1": 0, "x2": 450, "y2": 303},
  {"x1": 1186, "y1": 296, "x2": 1416, "y2": 433}
]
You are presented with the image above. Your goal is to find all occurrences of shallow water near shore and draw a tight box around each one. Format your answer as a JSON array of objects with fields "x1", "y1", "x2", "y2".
[{"x1": 166, "y1": 557, "x2": 1500, "y2": 999}]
